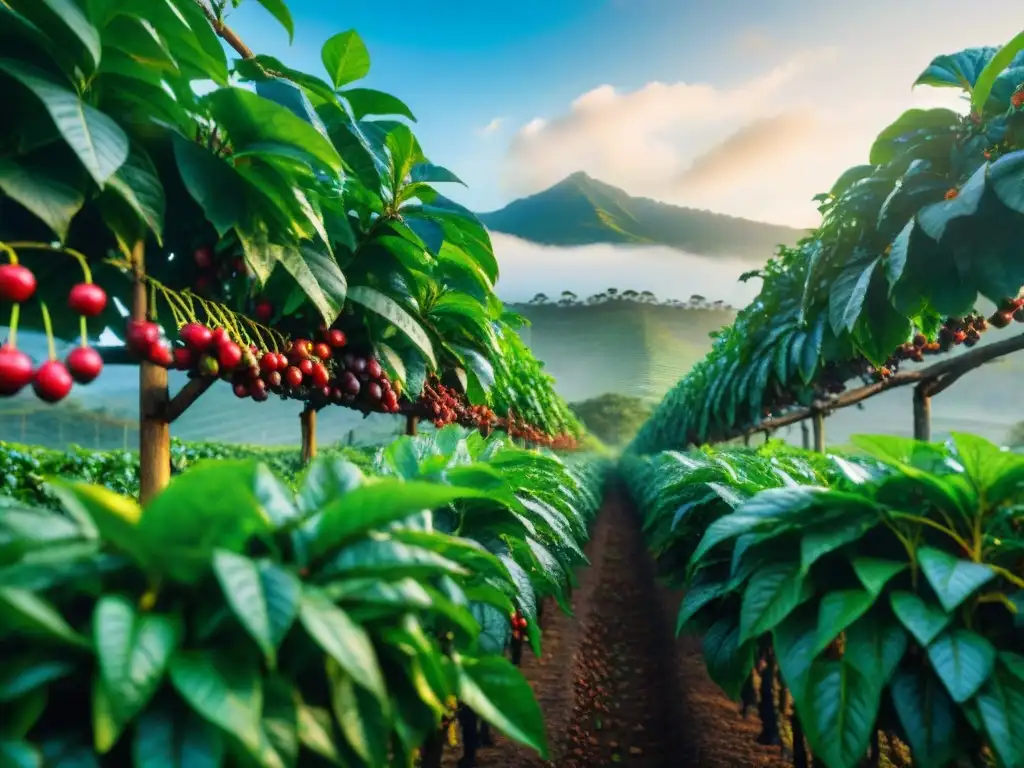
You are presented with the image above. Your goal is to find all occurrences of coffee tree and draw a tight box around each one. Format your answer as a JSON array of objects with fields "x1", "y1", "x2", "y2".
[{"x1": 0, "y1": 0, "x2": 581, "y2": 502}]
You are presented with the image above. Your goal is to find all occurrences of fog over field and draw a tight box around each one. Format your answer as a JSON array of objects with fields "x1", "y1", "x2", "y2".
[{"x1": 489, "y1": 234, "x2": 763, "y2": 307}]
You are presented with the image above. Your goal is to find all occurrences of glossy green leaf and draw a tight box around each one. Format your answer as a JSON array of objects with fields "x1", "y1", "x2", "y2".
[
  {"x1": 255, "y1": 0, "x2": 295, "y2": 41},
  {"x1": 917, "y1": 546, "x2": 995, "y2": 613},
  {"x1": 346, "y1": 285, "x2": 437, "y2": 368},
  {"x1": 341, "y1": 88, "x2": 415, "y2": 121},
  {"x1": 889, "y1": 591, "x2": 951, "y2": 646},
  {"x1": 298, "y1": 590, "x2": 385, "y2": 700},
  {"x1": 926, "y1": 628, "x2": 996, "y2": 703},
  {"x1": 168, "y1": 651, "x2": 262, "y2": 753},
  {"x1": 890, "y1": 668, "x2": 958, "y2": 768},
  {"x1": 321, "y1": 30, "x2": 370, "y2": 89},
  {"x1": 457, "y1": 655, "x2": 548, "y2": 758}
]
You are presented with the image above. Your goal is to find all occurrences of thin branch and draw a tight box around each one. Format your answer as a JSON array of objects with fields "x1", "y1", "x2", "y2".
[
  {"x1": 165, "y1": 377, "x2": 215, "y2": 423},
  {"x1": 731, "y1": 329, "x2": 1024, "y2": 440},
  {"x1": 194, "y1": 0, "x2": 255, "y2": 59}
]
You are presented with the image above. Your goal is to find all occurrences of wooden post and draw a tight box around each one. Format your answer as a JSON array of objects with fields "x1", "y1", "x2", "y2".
[
  {"x1": 406, "y1": 415, "x2": 418, "y2": 436},
  {"x1": 743, "y1": 433, "x2": 750, "y2": 447},
  {"x1": 800, "y1": 421, "x2": 810, "y2": 450},
  {"x1": 134, "y1": 240, "x2": 170, "y2": 504},
  {"x1": 812, "y1": 411, "x2": 825, "y2": 453},
  {"x1": 913, "y1": 385, "x2": 931, "y2": 442},
  {"x1": 301, "y1": 407, "x2": 317, "y2": 463}
]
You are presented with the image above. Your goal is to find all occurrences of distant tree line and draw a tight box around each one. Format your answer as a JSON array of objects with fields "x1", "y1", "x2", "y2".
[{"x1": 513, "y1": 289, "x2": 734, "y2": 310}]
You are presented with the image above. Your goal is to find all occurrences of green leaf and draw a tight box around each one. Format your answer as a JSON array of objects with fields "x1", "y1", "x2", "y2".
[
  {"x1": 739, "y1": 563, "x2": 813, "y2": 643},
  {"x1": 0, "y1": 587, "x2": 89, "y2": 648},
  {"x1": 411, "y1": 163, "x2": 465, "y2": 185},
  {"x1": 917, "y1": 546, "x2": 995, "y2": 612},
  {"x1": 850, "y1": 557, "x2": 907, "y2": 596},
  {"x1": 132, "y1": 704, "x2": 224, "y2": 768},
  {"x1": 168, "y1": 651, "x2": 262, "y2": 753},
  {"x1": 813, "y1": 590, "x2": 875, "y2": 656},
  {"x1": 327, "y1": 659, "x2": 388, "y2": 765},
  {"x1": 341, "y1": 88, "x2": 416, "y2": 121},
  {"x1": 255, "y1": 0, "x2": 295, "y2": 41},
  {"x1": 800, "y1": 514, "x2": 876, "y2": 573},
  {"x1": 457, "y1": 655, "x2": 548, "y2": 758},
  {"x1": 843, "y1": 611, "x2": 908, "y2": 693},
  {"x1": 298, "y1": 590, "x2": 385, "y2": 700},
  {"x1": 106, "y1": 142, "x2": 165, "y2": 244},
  {"x1": 346, "y1": 285, "x2": 437, "y2": 368},
  {"x1": 321, "y1": 30, "x2": 370, "y2": 89},
  {"x1": 828, "y1": 257, "x2": 878, "y2": 334},
  {"x1": 702, "y1": 617, "x2": 754, "y2": 700},
  {"x1": 10, "y1": 0, "x2": 101, "y2": 72},
  {"x1": 296, "y1": 704, "x2": 343, "y2": 764},
  {"x1": 798, "y1": 661, "x2": 879, "y2": 768},
  {"x1": 0, "y1": 740, "x2": 41, "y2": 768},
  {"x1": 972, "y1": 33, "x2": 1024, "y2": 112},
  {"x1": 926, "y1": 628, "x2": 996, "y2": 703},
  {"x1": 976, "y1": 661, "x2": 1024, "y2": 768},
  {"x1": 204, "y1": 88, "x2": 343, "y2": 173},
  {"x1": 278, "y1": 246, "x2": 348, "y2": 324},
  {"x1": 94, "y1": 596, "x2": 179, "y2": 733},
  {"x1": 138, "y1": 460, "x2": 274, "y2": 584},
  {"x1": 0, "y1": 157, "x2": 85, "y2": 241},
  {"x1": 0, "y1": 59, "x2": 129, "y2": 186},
  {"x1": 890, "y1": 668, "x2": 958, "y2": 768},
  {"x1": 0, "y1": 656, "x2": 75, "y2": 702},
  {"x1": 889, "y1": 591, "x2": 951, "y2": 646},
  {"x1": 171, "y1": 135, "x2": 251, "y2": 238},
  {"x1": 212, "y1": 552, "x2": 300, "y2": 669},
  {"x1": 311, "y1": 479, "x2": 491, "y2": 556},
  {"x1": 869, "y1": 109, "x2": 959, "y2": 166}
]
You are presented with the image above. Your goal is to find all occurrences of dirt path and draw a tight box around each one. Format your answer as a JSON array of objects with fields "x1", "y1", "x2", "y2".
[{"x1": 444, "y1": 488, "x2": 791, "y2": 768}]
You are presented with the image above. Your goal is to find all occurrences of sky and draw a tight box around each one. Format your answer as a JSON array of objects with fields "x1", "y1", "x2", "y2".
[{"x1": 226, "y1": 0, "x2": 1021, "y2": 228}]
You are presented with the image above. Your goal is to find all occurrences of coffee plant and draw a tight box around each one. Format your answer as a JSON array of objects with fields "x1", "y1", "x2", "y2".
[
  {"x1": 630, "y1": 33, "x2": 1024, "y2": 454},
  {"x1": 623, "y1": 434, "x2": 1024, "y2": 768},
  {"x1": 0, "y1": 0, "x2": 582, "y2": 506},
  {"x1": 0, "y1": 426, "x2": 606, "y2": 767}
]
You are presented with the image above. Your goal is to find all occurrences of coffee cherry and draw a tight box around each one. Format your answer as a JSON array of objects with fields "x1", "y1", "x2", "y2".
[
  {"x1": 0, "y1": 264, "x2": 36, "y2": 303},
  {"x1": 32, "y1": 360, "x2": 73, "y2": 403},
  {"x1": 0, "y1": 346, "x2": 33, "y2": 395},
  {"x1": 66, "y1": 346, "x2": 103, "y2": 384},
  {"x1": 68, "y1": 283, "x2": 107, "y2": 317}
]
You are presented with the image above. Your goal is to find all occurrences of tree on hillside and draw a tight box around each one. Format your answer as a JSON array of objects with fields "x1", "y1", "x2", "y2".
[
  {"x1": 529, "y1": 293, "x2": 549, "y2": 305},
  {"x1": 639, "y1": 290, "x2": 656, "y2": 303},
  {"x1": 559, "y1": 290, "x2": 578, "y2": 306},
  {"x1": 622, "y1": 289, "x2": 639, "y2": 301},
  {"x1": 570, "y1": 393, "x2": 653, "y2": 446}
]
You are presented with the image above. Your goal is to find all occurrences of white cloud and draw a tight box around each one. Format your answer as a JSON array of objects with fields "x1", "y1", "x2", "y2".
[
  {"x1": 478, "y1": 117, "x2": 504, "y2": 135},
  {"x1": 500, "y1": 15, "x2": 1014, "y2": 227},
  {"x1": 490, "y1": 233, "x2": 760, "y2": 307}
]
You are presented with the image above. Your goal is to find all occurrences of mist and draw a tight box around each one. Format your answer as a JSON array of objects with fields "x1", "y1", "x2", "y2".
[{"x1": 488, "y1": 233, "x2": 763, "y2": 306}]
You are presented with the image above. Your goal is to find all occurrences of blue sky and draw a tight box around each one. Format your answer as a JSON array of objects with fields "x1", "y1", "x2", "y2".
[{"x1": 228, "y1": 0, "x2": 1020, "y2": 223}]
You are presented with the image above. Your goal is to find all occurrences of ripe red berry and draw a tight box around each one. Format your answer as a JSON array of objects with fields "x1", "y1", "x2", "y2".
[
  {"x1": 366, "y1": 358, "x2": 382, "y2": 379},
  {"x1": 290, "y1": 339, "x2": 312, "y2": 360},
  {"x1": 179, "y1": 323, "x2": 213, "y2": 351},
  {"x1": 210, "y1": 328, "x2": 230, "y2": 347},
  {"x1": 366, "y1": 381, "x2": 382, "y2": 402},
  {"x1": 217, "y1": 340, "x2": 242, "y2": 370},
  {"x1": 68, "y1": 283, "x2": 107, "y2": 317},
  {"x1": 326, "y1": 329, "x2": 347, "y2": 348},
  {"x1": 313, "y1": 342, "x2": 332, "y2": 360},
  {"x1": 0, "y1": 346, "x2": 33, "y2": 395},
  {"x1": 65, "y1": 346, "x2": 103, "y2": 384},
  {"x1": 194, "y1": 245, "x2": 214, "y2": 269},
  {"x1": 233, "y1": 382, "x2": 249, "y2": 398},
  {"x1": 254, "y1": 301, "x2": 273, "y2": 322},
  {"x1": 173, "y1": 347, "x2": 193, "y2": 370},
  {"x1": 0, "y1": 264, "x2": 36, "y2": 303},
  {"x1": 125, "y1": 320, "x2": 160, "y2": 353},
  {"x1": 251, "y1": 379, "x2": 269, "y2": 402},
  {"x1": 265, "y1": 370, "x2": 282, "y2": 388},
  {"x1": 284, "y1": 366, "x2": 303, "y2": 389},
  {"x1": 311, "y1": 362, "x2": 330, "y2": 388},
  {"x1": 298, "y1": 359, "x2": 314, "y2": 376},
  {"x1": 32, "y1": 360, "x2": 73, "y2": 403},
  {"x1": 259, "y1": 352, "x2": 279, "y2": 374},
  {"x1": 148, "y1": 343, "x2": 174, "y2": 367}
]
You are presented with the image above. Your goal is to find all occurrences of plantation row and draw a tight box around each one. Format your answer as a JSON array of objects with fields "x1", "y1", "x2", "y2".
[
  {"x1": 0, "y1": 426, "x2": 607, "y2": 766},
  {"x1": 621, "y1": 435, "x2": 1024, "y2": 768},
  {"x1": 631, "y1": 35, "x2": 1024, "y2": 453},
  {"x1": 618, "y1": 31, "x2": 1024, "y2": 768}
]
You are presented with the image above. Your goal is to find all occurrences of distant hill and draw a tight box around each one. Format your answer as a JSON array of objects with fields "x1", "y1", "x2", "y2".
[{"x1": 478, "y1": 172, "x2": 808, "y2": 260}]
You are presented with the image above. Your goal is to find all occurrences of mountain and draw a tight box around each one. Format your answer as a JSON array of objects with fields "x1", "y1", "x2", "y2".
[{"x1": 477, "y1": 172, "x2": 808, "y2": 261}]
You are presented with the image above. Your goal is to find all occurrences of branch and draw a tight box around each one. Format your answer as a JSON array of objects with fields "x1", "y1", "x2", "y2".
[
  {"x1": 732, "y1": 329, "x2": 1024, "y2": 440},
  {"x1": 194, "y1": 0, "x2": 255, "y2": 59},
  {"x1": 164, "y1": 377, "x2": 215, "y2": 423}
]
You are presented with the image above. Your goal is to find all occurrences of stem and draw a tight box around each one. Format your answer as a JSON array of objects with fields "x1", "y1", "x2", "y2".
[
  {"x1": 890, "y1": 512, "x2": 971, "y2": 553},
  {"x1": 8, "y1": 303, "x2": 19, "y2": 348},
  {"x1": 990, "y1": 565, "x2": 1024, "y2": 590},
  {"x1": 79, "y1": 315, "x2": 88, "y2": 348},
  {"x1": 0, "y1": 242, "x2": 18, "y2": 264},
  {"x1": 39, "y1": 302, "x2": 56, "y2": 361}
]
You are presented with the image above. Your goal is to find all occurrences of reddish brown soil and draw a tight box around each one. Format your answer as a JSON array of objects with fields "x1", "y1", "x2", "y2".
[{"x1": 442, "y1": 489, "x2": 793, "y2": 768}]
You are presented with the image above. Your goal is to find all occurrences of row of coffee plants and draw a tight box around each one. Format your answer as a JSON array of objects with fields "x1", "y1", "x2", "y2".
[
  {"x1": 621, "y1": 435, "x2": 1024, "y2": 768},
  {"x1": 0, "y1": 438, "x2": 378, "y2": 507},
  {"x1": 0, "y1": 425, "x2": 606, "y2": 767},
  {"x1": 630, "y1": 33, "x2": 1024, "y2": 453}
]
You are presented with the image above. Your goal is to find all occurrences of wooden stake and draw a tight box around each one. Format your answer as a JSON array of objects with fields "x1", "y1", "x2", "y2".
[
  {"x1": 801, "y1": 421, "x2": 810, "y2": 450},
  {"x1": 134, "y1": 240, "x2": 170, "y2": 504},
  {"x1": 301, "y1": 407, "x2": 317, "y2": 463},
  {"x1": 812, "y1": 411, "x2": 825, "y2": 453},
  {"x1": 913, "y1": 385, "x2": 931, "y2": 442},
  {"x1": 406, "y1": 415, "x2": 418, "y2": 436}
]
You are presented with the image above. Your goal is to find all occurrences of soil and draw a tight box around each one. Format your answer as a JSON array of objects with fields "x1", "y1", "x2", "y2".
[{"x1": 442, "y1": 488, "x2": 794, "y2": 768}]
